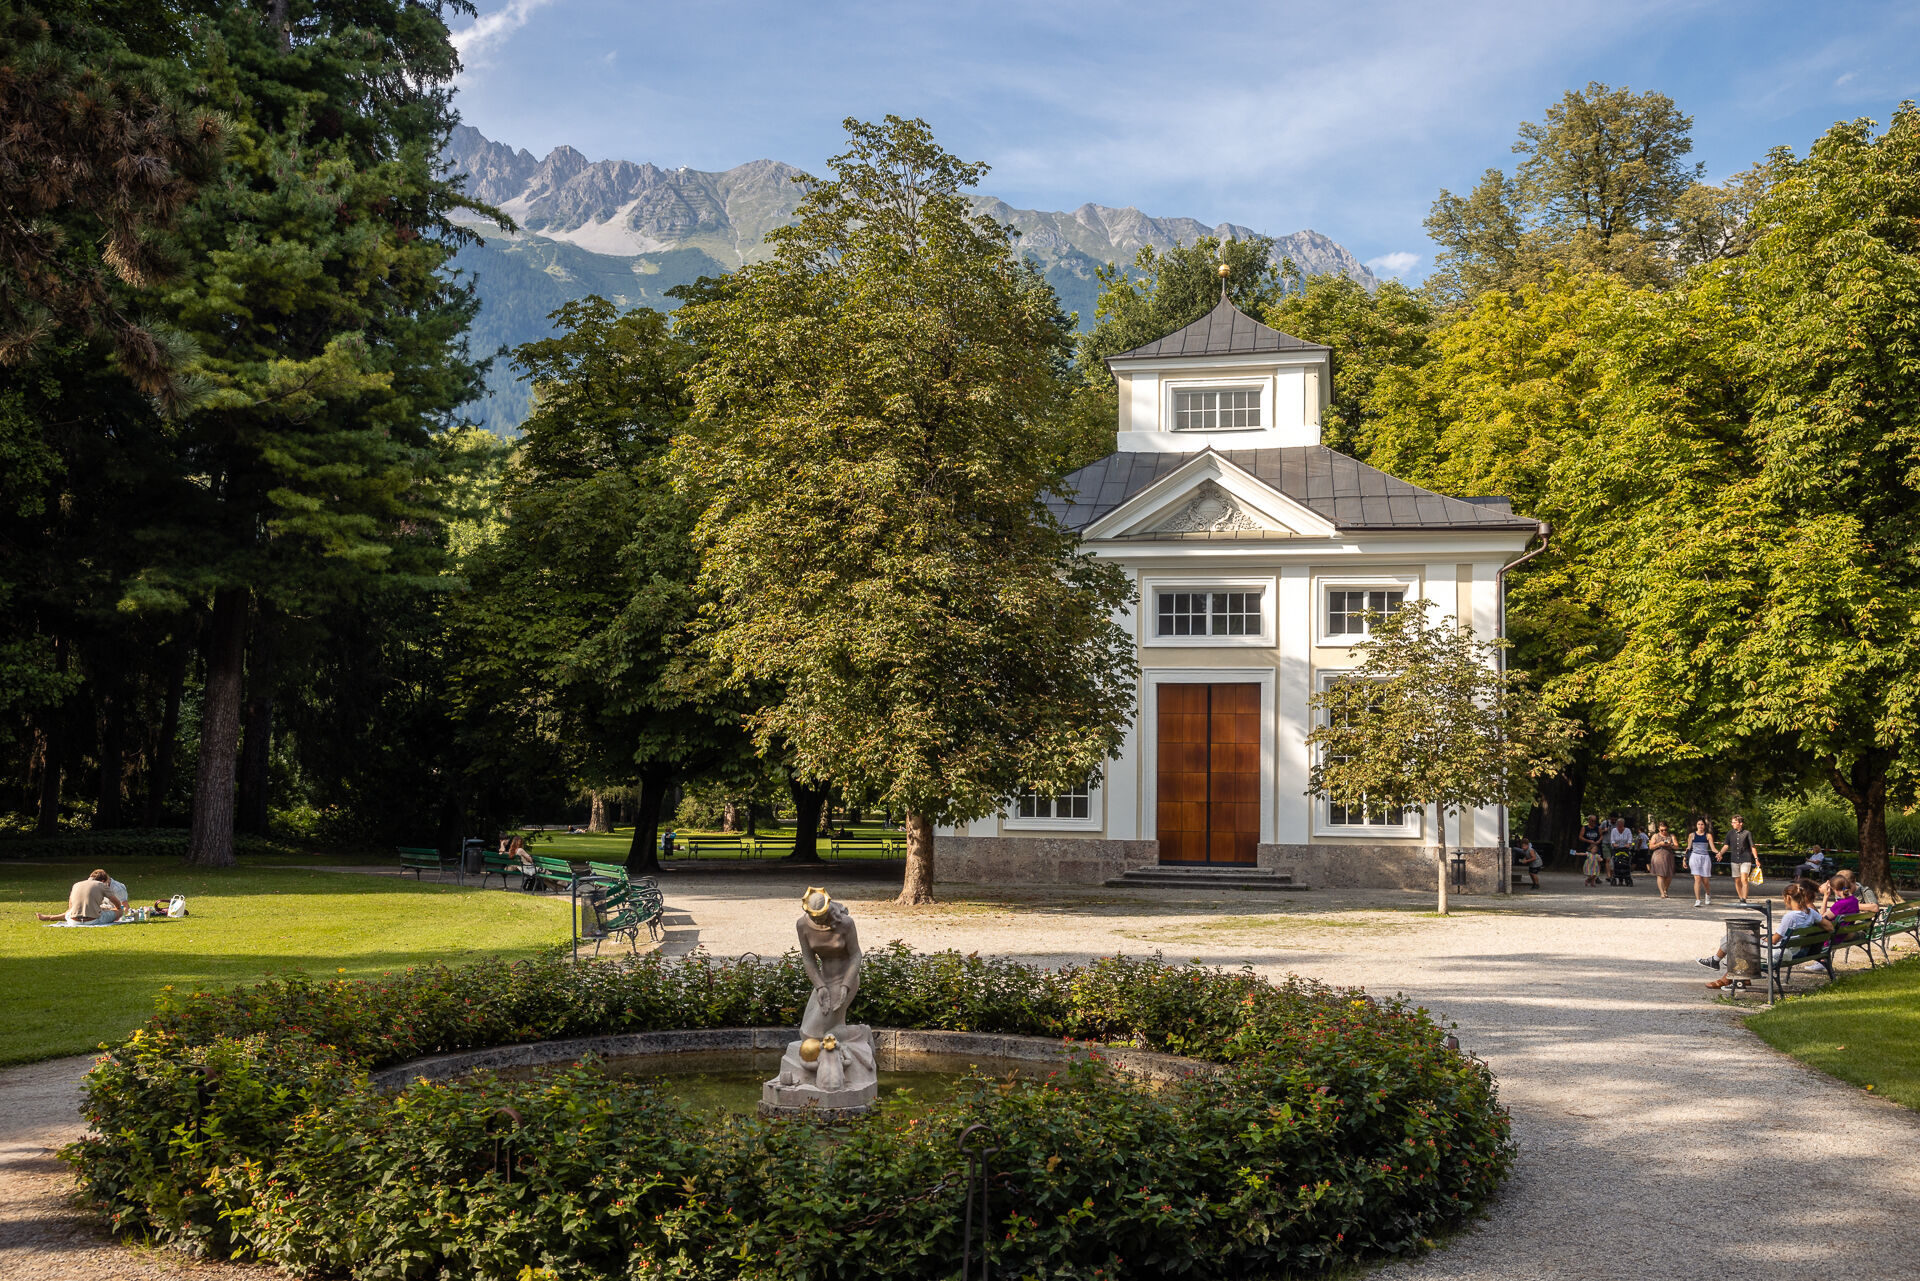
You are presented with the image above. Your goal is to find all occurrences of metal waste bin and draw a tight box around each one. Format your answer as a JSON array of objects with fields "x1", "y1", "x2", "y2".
[
  {"x1": 1449, "y1": 853, "x2": 1467, "y2": 893},
  {"x1": 1723, "y1": 918, "x2": 1764, "y2": 980}
]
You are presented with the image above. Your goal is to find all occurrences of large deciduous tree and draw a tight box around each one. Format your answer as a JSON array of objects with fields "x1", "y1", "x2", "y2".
[
  {"x1": 1307, "y1": 603, "x2": 1577, "y2": 913},
  {"x1": 1425, "y1": 82, "x2": 1706, "y2": 304},
  {"x1": 450, "y1": 297, "x2": 741, "y2": 874},
  {"x1": 1576, "y1": 107, "x2": 1920, "y2": 894},
  {"x1": 672, "y1": 116, "x2": 1138, "y2": 903}
]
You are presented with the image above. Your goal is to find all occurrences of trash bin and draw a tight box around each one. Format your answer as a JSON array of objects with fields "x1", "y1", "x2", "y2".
[
  {"x1": 461, "y1": 839, "x2": 486, "y2": 877},
  {"x1": 1724, "y1": 919, "x2": 1764, "y2": 980},
  {"x1": 1449, "y1": 853, "x2": 1468, "y2": 893}
]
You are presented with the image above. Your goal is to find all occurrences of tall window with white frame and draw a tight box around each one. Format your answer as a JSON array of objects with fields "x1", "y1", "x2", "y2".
[
  {"x1": 1173, "y1": 387, "x2": 1261, "y2": 431},
  {"x1": 1156, "y1": 588, "x2": 1263, "y2": 637},
  {"x1": 1321, "y1": 677, "x2": 1407, "y2": 829},
  {"x1": 1326, "y1": 588, "x2": 1404, "y2": 638},
  {"x1": 1015, "y1": 776, "x2": 1094, "y2": 821}
]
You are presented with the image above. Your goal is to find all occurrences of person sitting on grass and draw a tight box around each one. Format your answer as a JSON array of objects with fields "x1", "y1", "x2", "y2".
[
  {"x1": 1700, "y1": 882, "x2": 1828, "y2": 988},
  {"x1": 35, "y1": 868, "x2": 125, "y2": 924}
]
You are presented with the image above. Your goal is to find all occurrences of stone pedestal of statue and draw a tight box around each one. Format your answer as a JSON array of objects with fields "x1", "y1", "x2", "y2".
[{"x1": 758, "y1": 1023, "x2": 877, "y2": 1117}]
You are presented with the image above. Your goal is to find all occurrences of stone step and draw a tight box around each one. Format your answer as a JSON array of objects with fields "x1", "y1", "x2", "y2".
[{"x1": 1105, "y1": 866, "x2": 1308, "y2": 891}]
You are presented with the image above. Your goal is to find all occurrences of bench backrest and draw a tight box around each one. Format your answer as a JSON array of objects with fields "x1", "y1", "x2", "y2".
[
  {"x1": 586, "y1": 861, "x2": 630, "y2": 881},
  {"x1": 397, "y1": 846, "x2": 439, "y2": 857}
]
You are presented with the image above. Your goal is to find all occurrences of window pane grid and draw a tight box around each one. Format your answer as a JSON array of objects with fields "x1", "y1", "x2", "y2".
[
  {"x1": 1173, "y1": 388, "x2": 1261, "y2": 430},
  {"x1": 1015, "y1": 778, "x2": 1093, "y2": 820},
  {"x1": 1326, "y1": 588, "x2": 1405, "y2": 637},
  {"x1": 1156, "y1": 588, "x2": 1264, "y2": 638}
]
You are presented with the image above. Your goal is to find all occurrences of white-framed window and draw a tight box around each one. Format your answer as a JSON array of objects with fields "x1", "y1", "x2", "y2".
[
  {"x1": 1312, "y1": 672, "x2": 1421, "y2": 838},
  {"x1": 1141, "y1": 574, "x2": 1277, "y2": 648},
  {"x1": 1315, "y1": 576, "x2": 1419, "y2": 646},
  {"x1": 1004, "y1": 774, "x2": 1101, "y2": 830},
  {"x1": 1173, "y1": 386, "x2": 1262, "y2": 431},
  {"x1": 1157, "y1": 589, "x2": 1263, "y2": 637}
]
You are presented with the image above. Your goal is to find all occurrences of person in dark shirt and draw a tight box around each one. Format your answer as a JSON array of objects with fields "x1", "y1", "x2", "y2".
[{"x1": 1724, "y1": 814, "x2": 1759, "y2": 904}]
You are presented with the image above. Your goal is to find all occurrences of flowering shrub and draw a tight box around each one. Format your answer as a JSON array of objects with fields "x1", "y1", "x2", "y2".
[{"x1": 68, "y1": 948, "x2": 1512, "y2": 1278}]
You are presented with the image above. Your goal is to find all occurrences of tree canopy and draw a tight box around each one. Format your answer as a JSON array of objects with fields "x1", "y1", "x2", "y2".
[{"x1": 671, "y1": 116, "x2": 1138, "y2": 902}]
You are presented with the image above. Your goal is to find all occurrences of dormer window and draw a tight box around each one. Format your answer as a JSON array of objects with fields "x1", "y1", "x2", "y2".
[{"x1": 1173, "y1": 386, "x2": 1261, "y2": 431}]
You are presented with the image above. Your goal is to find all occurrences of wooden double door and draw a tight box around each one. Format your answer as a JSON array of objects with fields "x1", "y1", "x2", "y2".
[{"x1": 1155, "y1": 683, "x2": 1261, "y2": 865}]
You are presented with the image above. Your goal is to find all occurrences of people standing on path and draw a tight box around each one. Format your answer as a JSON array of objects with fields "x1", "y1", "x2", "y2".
[
  {"x1": 1724, "y1": 814, "x2": 1759, "y2": 903},
  {"x1": 1582, "y1": 825, "x2": 1607, "y2": 887},
  {"x1": 1648, "y1": 822, "x2": 1678, "y2": 898},
  {"x1": 1686, "y1": 819, "x2": 1721, "y2": 906},
  {"x1": 1605, "y1": 817, "x2": 1634, "y2": 883}
]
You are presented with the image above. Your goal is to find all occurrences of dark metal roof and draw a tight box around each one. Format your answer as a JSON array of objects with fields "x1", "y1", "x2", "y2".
[
  {"x1": 1046, "y1": 447, "x2": 1539, "y2": 534},
  {"x1": 1106, "y1": 296, "x2": 1326, "y2": 363}
]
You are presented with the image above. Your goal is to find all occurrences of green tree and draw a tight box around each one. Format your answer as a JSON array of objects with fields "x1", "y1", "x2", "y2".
[
  {"x1": 1264, "y1": 275, "x2": 1434, "y2": 458},
  {"x1": 120, "y1": 1, "x2": 488, "y2": 866},
  {"x1": 1076, "y1": 233, "x2": 1284, "y2": 383},
  {"x1": 1575, "y1": 106, "x2": 1920, "y2": 894},
  {"x1": 1426, "y1": 82, "x2": 1703, "y2": 304},
  {"x1": 1307, "y1": 603, "x2": 1578, "y2": 913},
  {"x1": 450, "y1": 297, "x2": 743, "y2": 873},
  {"x1": 671, "y1": 116, "x2": 1138, "y2": 903}
]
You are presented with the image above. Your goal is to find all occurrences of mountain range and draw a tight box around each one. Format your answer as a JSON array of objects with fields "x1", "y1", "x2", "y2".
[{"x1": 443, "y1": 126, "x2": 1376, "y2": 434}]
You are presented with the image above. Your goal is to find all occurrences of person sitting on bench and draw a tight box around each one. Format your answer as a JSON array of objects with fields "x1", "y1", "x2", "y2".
[
  {"x1": 1700, "y1": 883, "x2": 1827, "y2": 988},
  {"x1": 1792, "y1": 846, "x2": 1835, "y2": 882},
  {"x1": 36, "y1": 868, "x2": 125, "y2": 924}
]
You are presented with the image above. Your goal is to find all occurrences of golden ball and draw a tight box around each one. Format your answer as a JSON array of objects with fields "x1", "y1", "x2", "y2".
[
  {"x1": 1217, "y1": 263, "x2": 1231, "y2": 278},
  {"x1": 799, "y1": 1037, "x2": 823, "y2": 1063}
]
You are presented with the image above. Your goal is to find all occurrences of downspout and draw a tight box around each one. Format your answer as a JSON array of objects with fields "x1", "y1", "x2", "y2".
[{"x1": 1494, "y1": 521, "x2": 1552, "y2": 895}]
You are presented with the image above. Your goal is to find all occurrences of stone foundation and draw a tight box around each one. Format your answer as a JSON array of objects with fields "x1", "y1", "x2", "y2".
[
  {"x1": 934, "y1": 836, "x2": 1158, "y2": 886},
  {"x1": 1257, "y1": 843, "x2": 1505, "y2": 894}
]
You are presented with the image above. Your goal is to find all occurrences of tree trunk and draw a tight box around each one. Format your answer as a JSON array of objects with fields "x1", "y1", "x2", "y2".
[
  {"x1": 1527, "y1": 754, "x2": 1587, "y2": 864},
  {"x1": 33, "y1": 639, "x2": 68, "y2": 834},
  {"x1": 898, "y1": 812, "x2": 936, "y2": 904},
  {"x1": 188, "y1": 587, "x2": 249, "y2": 867},
  {"x1": 721, "y1": 800, "x2": 740, "y2": 834},
  {"x1": 144, "y1": 649, "x2": 186, "y2": 826},
  {"x1": 1435, "y1": 805, "x2": 1450, "y2": 916},
  {"x1": 96, "y1": 687, "x2": 126, "y2": 828},
  {"x1": 785, "y1": 774, "x2": 830, "y2": 863},
  {"x1": 236, "y1": 615, "x2": 276, "y2": 837},
  {"x1": 625, "y1": 769, "x2": 672, "y2": 876},
  {"x1": 587, "y1": 792, "x2": 610, "y2": 833},
  {"x1": 1829, "y1": 752, "x2": 1895, "y2": 897}
]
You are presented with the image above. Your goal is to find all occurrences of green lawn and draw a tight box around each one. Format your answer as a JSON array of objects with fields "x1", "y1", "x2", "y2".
[
  {"x1": 1747, "y1": 953, "x2": 1920, "y2": 1110},
  {"x1": 0, "y1": 860, "x2": 572, "y2": 1066}
]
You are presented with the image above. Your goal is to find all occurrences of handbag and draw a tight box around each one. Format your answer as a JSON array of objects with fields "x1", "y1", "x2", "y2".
[{"x1": 1749, "y1": 865, "x2": 1765, "y2": 887}]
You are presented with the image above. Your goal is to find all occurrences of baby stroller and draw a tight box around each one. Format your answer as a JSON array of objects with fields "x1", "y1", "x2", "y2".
[{"x1": 1607, "y1": 850, "x2": 1634, "y2": 886}]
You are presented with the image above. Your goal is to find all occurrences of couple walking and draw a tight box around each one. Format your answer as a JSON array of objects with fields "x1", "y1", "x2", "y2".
[{"x1": 1645, "y1": 815, "x2": 1759, "y2": 906}]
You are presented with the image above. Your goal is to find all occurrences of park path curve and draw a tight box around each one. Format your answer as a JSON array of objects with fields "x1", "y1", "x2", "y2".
[{"x1": 3, "y1": 869, "x2": 1916, "y2": 1280}]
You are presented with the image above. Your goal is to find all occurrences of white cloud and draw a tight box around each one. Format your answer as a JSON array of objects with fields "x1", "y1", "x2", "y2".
[
  {"x1": 1366, "y1": 251, "x2": 1421, "y2": 276},
  {"x1": 452, "y1": 0, "x2": 559, "y2": 67}
]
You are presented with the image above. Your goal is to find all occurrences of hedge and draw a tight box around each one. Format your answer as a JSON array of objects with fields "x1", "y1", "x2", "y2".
[
  {"x1": 0, "y1": 828, "x2": 301, "y2": 861},
  {"x1": 67, "y1": 947, "x2": 1513, "y2": 1279}
]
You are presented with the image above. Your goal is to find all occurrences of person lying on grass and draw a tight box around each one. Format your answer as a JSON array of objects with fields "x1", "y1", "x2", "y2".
[
  {"x1": 1699, "y1": 883, "x2": 1829, "y2": 988},
  {"x1": 35, "y1": 868, "x2": 126, "y2": 924}
]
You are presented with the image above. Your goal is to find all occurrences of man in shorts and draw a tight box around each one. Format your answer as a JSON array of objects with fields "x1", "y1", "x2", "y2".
[
  {"x1": 36, "y1": 869, "x2": 125, "y2": 923},
  {"x1": 1725, "y1": 814, "x2": 1759, "y2": 904}
]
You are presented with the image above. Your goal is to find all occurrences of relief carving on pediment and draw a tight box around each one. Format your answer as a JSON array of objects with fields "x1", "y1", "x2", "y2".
[{"x1": 1156, "y1": 480, "x2": 1266, "y2": 533}]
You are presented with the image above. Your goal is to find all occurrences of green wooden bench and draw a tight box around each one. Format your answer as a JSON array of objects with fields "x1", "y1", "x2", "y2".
[
  {"x1": 672, "y1": 836, "x2": 747, "y2": 859},
  {"x1": 584, "y1": 876, "x2": 664, "y2": 954},
  {"x1": 478, "y1": 852, "x2": 526, "y2": 890},
  {"x1": 1763, "y1": 921, "x2": 1838, "y2": 998},
  {"x1": 1828, "y1": 910, "x2": 1882, "y2": 970},
  {"x1": 826, "y1": 834, "x2": 905, "y2": 859},
  {"x1": 1869, "y1": 900, "x2": 1920, "y2": 962},
  {"x1": 397, "y1": 846, "x2": 448, "y2": 880},
  {"x1": 531, "y1": 856, "x2": 585, "y2": 893},
  {"x1": 585, "y1": 860, "x2": 631, "y2": 885}
]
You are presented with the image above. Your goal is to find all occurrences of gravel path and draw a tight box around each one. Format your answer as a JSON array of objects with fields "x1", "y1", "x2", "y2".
[{"x1": 5, "y1": 868, "x2": 1915, "y2": 1279}]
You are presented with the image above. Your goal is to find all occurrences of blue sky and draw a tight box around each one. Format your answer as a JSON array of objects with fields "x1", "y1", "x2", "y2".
[{"x1": 451, "y1": 0, "x2": 1920, "y2": 281}]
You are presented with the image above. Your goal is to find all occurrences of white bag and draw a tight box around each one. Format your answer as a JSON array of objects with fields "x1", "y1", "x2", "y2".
[{"x1": 168, "y1": 894, "x2": 188, "y2": 918}]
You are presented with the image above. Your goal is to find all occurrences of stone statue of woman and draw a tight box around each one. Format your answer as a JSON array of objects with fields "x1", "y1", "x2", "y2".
[{"x1": 762, "y1": 887, "x2": 877, "y2": 1114}]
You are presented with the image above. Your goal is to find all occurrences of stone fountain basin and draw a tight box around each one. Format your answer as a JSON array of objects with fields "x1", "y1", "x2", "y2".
[{"x1": 369, "y1": 1027, "x2": 1215, "y2": 1093}]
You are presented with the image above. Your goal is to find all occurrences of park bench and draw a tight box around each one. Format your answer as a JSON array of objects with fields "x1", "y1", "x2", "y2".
[
  {"x1": 1869, "y1": 900, "x2": 1920, "y2": 962},
  {"x1": 672, "y1": 836, "x2": 748, "y2": 859},
  {"x1": 398, "y1": 846, "x2": 453, "y2": 881},
  {"x1": 531, "y1": 855, "x2": 585, "y2": 893},
  {"x1": 1763, "y1": 921, "x2": 1839, "y2": 998},
  {"x1": 585, "y1": 859, "x2": 632, "y2": 885},
  {"x1": 1827, "y1": 909, "x2": 1882, "y2": 970},
  {"x1": 827, "y1": 833, "x2": 904, "y2": 859},
  {"x1": 584, "y1": 875, "x2": 665, "y2": 955},
  {"x1": 477, "y1": 852, "x2": 526, "y2": 890}
]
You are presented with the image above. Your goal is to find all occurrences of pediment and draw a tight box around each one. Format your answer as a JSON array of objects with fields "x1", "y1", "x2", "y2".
[{"x1": 1082, "y1": 452, "x2": 1337, "y2": 540}]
